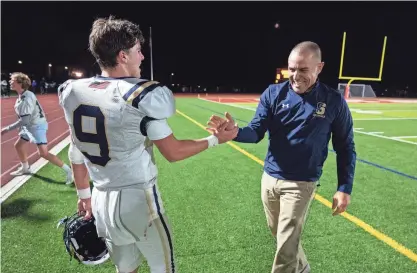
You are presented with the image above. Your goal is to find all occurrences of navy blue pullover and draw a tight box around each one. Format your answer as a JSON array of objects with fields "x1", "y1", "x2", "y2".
[{"x1": 234, "y1": 81, "x2": 356, "y2": 194}]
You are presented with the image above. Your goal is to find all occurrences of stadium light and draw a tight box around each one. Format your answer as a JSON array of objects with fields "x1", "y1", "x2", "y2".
[
  {"x1": 170, "y1": 72, "x2": 174, "y2": 84},
  {"x1": 74, "y1": 71, "x2": 83, "y2": 78}
]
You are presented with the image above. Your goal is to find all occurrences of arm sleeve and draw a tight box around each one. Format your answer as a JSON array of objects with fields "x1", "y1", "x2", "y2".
[
  {"x1": 68, "y1": 141, "x2": 85, "y2": 164},
  {"x1": 134, "y1": 83, "x2": 176, "y2": 139},
  {"x1": 138, "y1": 85, "x2": 176, "y2": 119},
  {"x1": 146, "y1": 119, "x2": 173, "y2": 140},
  {"x1": 331, "y1": 97, "x2": 357, "y2": 195},
  {"x1": 4, "y1": 115, "x2": 31, "y2": 131},
  {"x1": 234, "y1": 87, "x2": 271, "y2": 143}
]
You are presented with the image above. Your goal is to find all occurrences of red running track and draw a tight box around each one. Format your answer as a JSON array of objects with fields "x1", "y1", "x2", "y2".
[{"x1": 1, "y1": 94, "x2": 70, "y2": 186}]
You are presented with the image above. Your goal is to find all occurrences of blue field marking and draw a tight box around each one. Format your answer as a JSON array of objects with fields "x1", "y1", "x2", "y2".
[{"x1": 193, "y1": 103, "x2": 417, "y2": 181}]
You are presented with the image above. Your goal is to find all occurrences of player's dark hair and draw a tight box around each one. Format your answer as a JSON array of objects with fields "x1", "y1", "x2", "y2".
[{"x1": 89, "y1": 15, "x2": 145, "y2": 69}]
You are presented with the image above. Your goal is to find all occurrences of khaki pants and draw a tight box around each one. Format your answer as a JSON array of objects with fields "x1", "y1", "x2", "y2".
[{"x1": 261, "y1": 171, "x2": 317, "y2": 273}]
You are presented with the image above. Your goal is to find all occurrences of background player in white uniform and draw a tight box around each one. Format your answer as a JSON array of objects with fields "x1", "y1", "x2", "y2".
[
  {"x1": 58, "y1": 16, "x2": 238, "y2": 273},
  {"x1": 1, "y1": 72, "x2": 72, "y2": 184}
]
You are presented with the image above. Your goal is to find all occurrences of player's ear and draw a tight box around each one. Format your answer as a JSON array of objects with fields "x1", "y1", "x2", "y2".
[{"x1": 118, "y1": 50, "x2": 128, "y2": 64}]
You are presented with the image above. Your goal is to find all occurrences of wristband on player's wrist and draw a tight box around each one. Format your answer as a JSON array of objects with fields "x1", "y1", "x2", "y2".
[
  {"x1": 77, "y1": 188, "x2": 91, "y2": 199},
  {"x1": 205, "y1": 135, "x2": 219, "y2": 148}
]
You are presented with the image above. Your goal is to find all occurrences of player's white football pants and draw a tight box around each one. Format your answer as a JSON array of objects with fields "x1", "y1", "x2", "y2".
[{"x1": 92, "y1": 183, "x2": 176, "y2": 273}]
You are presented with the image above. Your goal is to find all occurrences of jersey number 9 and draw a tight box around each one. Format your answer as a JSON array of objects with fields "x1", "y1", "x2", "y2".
[{"x1": 73, "y1": 104, "x2": 111, "y2": 167}]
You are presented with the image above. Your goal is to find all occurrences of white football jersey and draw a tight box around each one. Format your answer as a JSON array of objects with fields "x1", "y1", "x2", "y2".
[
  {"x1": 14, "y1": 90, "x2": 47, "y2": 125},
  {"x1": 58, "y1": 76, "x2": 176, "y2": 190}
]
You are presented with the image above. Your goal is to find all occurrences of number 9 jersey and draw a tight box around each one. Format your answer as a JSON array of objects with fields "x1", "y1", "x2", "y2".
[{"x1": 58, "y1": 76, "x2": 176, "y2": 190}]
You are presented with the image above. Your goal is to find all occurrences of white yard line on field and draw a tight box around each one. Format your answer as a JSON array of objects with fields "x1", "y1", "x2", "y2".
[{"x1": 353, "y1": 130, "x2": 417, "y2": 145}]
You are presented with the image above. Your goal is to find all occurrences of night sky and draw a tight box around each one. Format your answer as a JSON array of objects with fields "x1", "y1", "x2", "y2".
[{"x1": 1, "y1": 1, "x2": 416, "y2": 93}]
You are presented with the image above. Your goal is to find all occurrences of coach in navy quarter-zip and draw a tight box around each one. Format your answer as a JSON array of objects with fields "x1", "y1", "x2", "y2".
[
  {"x1": 207, "y1": 41, "x2": 356, "y2": 273},
  {"x1": 237, "y1": 79, "x2": 355, "y2": 192}
]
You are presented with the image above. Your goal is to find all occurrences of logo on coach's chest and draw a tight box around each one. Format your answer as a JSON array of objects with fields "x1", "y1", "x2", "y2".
[{"x1": 313, "y1": 102, "x2": 326, "y2": 118}]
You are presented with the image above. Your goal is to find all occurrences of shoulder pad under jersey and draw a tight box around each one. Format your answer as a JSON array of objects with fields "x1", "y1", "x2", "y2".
[
  {"x1": 122, "y1": 80, "x2": 176, "y2": 119},
  {"x1": 58, "y1": 79, "x2": 74, "y2": 106}
]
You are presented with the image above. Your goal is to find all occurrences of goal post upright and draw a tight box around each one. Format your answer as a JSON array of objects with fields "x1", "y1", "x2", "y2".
[{"x1": 338, "y1": 32, "x2": 388, "y2": 99}]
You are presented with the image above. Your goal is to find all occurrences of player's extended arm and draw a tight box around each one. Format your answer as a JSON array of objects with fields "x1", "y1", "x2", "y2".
[
  {"x1": 144, "y1": 117, "x2": 236, "y2": 162},
  {"x1": 137, "y1": 84, "x2": 236, "y2": 162},
  {"x1": 233, "y1": 87, "x2": 271, "y2": 143},
  {"x1": 153, "y1": 132, "x2": 220, "y2": 162},
  {"x1": 1, "y1": 115, "x2": 31, "y2": 133},
  {"x1": 331, "y1": 97, "x2": 357, "y2": 195}
]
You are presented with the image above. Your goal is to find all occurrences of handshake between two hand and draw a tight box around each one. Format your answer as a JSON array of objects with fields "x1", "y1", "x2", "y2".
[{"x1": 206, "y1": 112, "x2": 239, "y2": 144}]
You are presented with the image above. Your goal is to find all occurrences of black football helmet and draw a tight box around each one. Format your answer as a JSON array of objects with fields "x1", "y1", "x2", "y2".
[{"x1": 57, "y1": 213, "x2": 110, "y2": 265}]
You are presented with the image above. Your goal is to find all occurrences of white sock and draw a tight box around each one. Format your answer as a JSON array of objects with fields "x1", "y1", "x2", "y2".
[
  {"x1": 22, "y1": 162, "x2": 29, "y2": 169},
  {"x1": 62, "y1": 164, "x2": 71, "y2": 173}
]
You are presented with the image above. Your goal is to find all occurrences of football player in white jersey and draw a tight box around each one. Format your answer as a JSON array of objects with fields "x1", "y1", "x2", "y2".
[
  {"x1": 1, "y1": 72, "x2": 73, "y2": 184},
  {"x1": 58, "y1": 16, "x2": 238, "y2": 273}
]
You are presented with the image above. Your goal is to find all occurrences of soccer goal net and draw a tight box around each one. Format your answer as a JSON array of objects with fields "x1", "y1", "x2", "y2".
[{"x1": 337, "y1": 83, "x2": 377, "y2": 98}]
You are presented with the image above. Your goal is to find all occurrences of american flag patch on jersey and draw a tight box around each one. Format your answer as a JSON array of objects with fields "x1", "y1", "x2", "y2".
[{"x1": 88, "y1": 81, "x2": 111, "y2": 89}]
